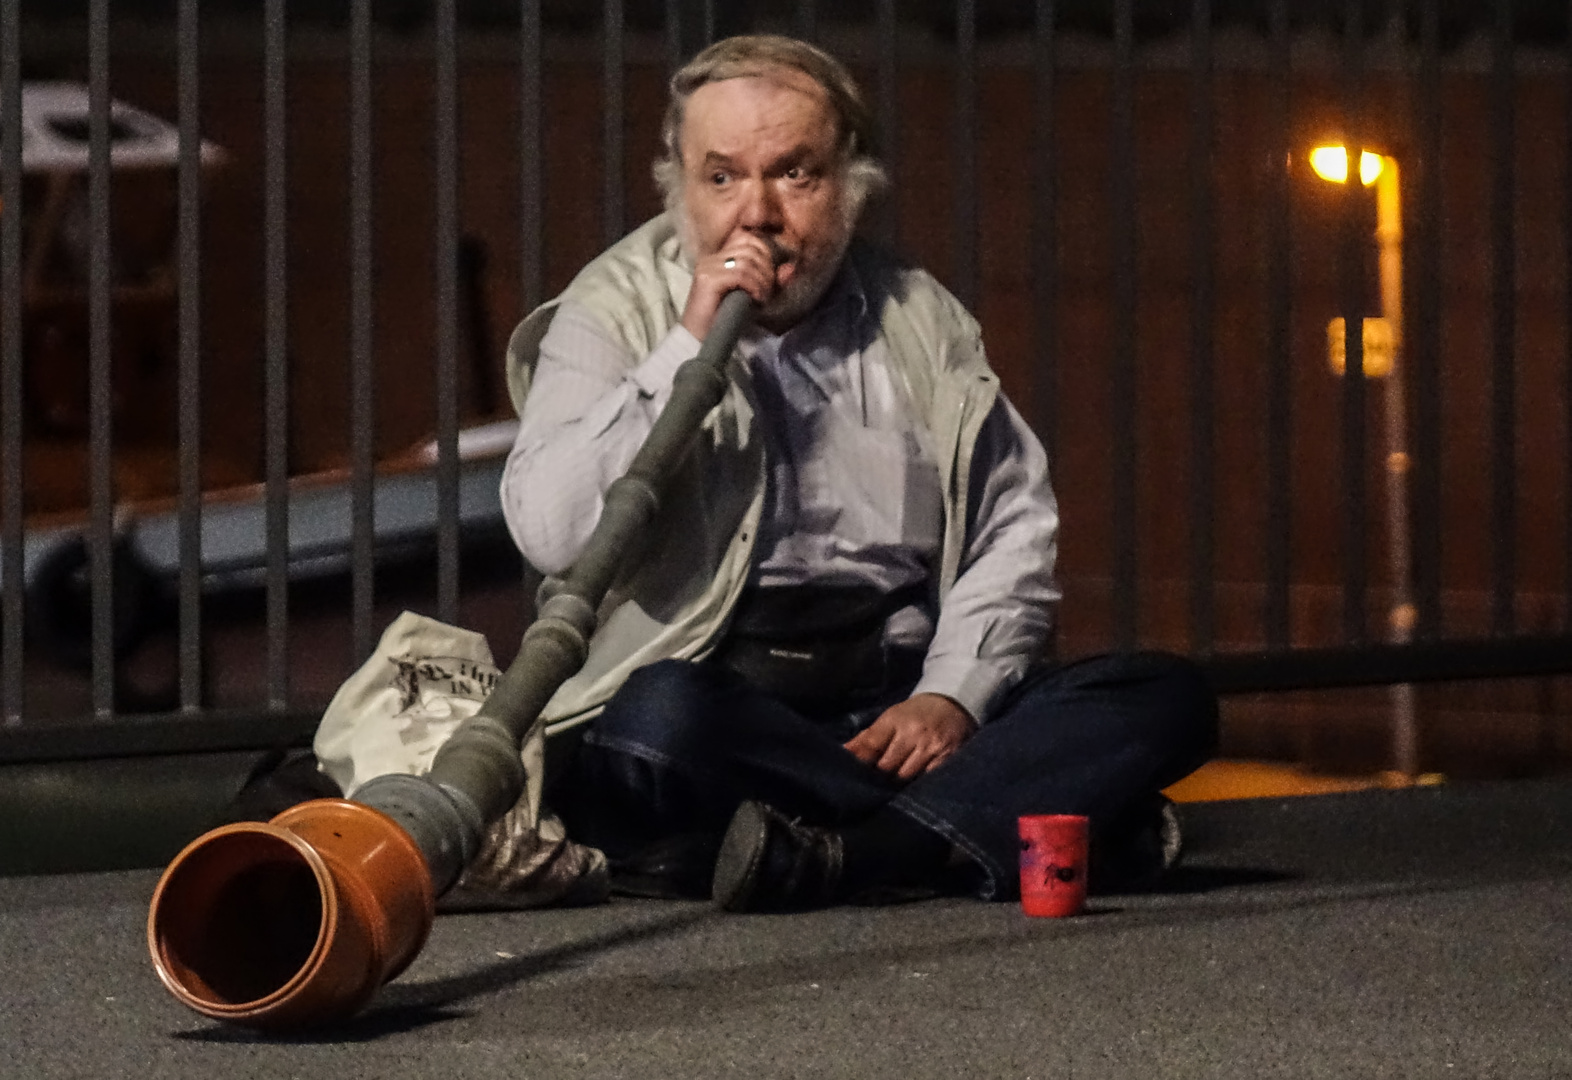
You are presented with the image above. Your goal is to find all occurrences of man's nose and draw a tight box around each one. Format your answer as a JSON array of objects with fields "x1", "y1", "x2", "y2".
[{"x1": 738, "y1": 178, "x2": 782, "y2": 231}]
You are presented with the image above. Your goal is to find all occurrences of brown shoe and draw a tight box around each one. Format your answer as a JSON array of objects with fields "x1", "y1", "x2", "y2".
[{"x1": 712, "y1": 800, "x2": 844, "y2": 912}]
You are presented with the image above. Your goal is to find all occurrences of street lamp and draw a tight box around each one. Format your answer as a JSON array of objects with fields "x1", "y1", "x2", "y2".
[
  {"x1": 1310, "y1": 143, "x2": 1420, "y2": 783},
  {"x1": 1309, "y1": 145, "x2": 1384, "y2": 186},
  {"x1": 1311, "y1": 146, "x2": 1400, "y2": 379}
]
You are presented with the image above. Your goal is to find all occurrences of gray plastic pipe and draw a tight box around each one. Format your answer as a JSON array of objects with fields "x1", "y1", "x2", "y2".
[{"x1": 147, "y1": 290, "x2": 756, "y2": 1029}]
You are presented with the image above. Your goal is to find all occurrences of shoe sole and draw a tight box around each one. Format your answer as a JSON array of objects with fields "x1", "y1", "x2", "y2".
[
  {"x1": 1158, "y1": 798, "x2": 1184, "y2": 871},
  {"x1": 711, "y1": 800, "x2": 770, "y2": 912}
]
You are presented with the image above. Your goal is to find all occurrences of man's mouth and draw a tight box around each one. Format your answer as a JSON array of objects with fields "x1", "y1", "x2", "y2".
[
  {"x1": 764, "y1": 237, "x2": 793, "y2": 267},
  {"x1": 769, "y1": 245, "x2": 800, "y2": 288}
]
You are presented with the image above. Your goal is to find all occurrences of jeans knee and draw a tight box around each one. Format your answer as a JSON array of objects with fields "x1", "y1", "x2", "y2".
[
  {"x1": 1139, "y1": 651, "x2": 1219, "y2": 762},
  {"x1": 591, "y1": 658, "x2": 732, "y2": 760}
]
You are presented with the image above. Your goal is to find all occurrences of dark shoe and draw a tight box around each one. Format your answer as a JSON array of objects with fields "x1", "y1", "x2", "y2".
[
  {"x1": 712, "y1": 800, "x2": 844, "y2": 912},
  {"x1": 1089, "y1": 795, "x2": 1184, "y2": 894},
  {"x1": 608, "y1": 833, "x2": 720, "y2": 900}
]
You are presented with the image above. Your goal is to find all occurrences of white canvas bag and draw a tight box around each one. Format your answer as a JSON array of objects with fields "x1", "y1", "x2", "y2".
[{"x1": 314, "y1": 610, "x2": 608, "y2": 909}]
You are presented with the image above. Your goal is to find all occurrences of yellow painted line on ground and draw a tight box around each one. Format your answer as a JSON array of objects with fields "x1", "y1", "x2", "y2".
[{"x1": 1165, "y1": 760, "x2": 1446, "y2": 803}]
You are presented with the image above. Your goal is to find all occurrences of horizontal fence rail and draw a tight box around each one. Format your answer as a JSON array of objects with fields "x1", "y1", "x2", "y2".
[{"x1": 2, "y1": 0, "x2": 1572, "y2": 777}]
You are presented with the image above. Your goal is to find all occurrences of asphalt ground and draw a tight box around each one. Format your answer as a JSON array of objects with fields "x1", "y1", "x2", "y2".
[{"x1": 4, "y1": 778, "x2": 1571, "y2": 1079}]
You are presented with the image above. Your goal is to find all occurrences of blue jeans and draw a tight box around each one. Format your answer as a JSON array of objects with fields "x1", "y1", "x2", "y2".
[{"x1": 552, "y1": 652, "x2": 1218, "y2": 899}]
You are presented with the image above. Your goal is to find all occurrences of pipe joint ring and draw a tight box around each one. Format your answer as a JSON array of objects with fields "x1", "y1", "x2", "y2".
[
  {"x1": 519, "y1": 616, "x2": 590, "y2": 668},
  {"x1": 537, "y1": 591, "x2": 597, "y2": 638},
  {"x1": 535, "y1": 574, "x2": 568, "y2": 609}
]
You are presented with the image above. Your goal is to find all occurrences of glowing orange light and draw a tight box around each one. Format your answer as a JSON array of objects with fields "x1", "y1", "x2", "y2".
[{"x1": 1309, "y1": 145, "x2": 1383, "y2": 186}]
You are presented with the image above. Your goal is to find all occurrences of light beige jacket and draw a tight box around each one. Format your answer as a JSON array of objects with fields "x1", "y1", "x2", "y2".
[{"x1": 505, "y1": 214, "x2": 1001, "y2": 736}]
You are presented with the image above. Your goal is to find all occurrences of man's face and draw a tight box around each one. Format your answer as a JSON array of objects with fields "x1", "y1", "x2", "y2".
[{"x1": 678, "y1": 69, "x2": 851, "y2": 329}]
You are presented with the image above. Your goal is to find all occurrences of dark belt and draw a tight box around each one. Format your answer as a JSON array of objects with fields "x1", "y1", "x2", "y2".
[{"x1": 710, "y1": 584, "x2": 926, "y2": 710}]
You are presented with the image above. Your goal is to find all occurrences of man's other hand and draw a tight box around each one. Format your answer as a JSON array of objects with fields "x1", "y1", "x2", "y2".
[{"x1": 844, "y1": 693, "x2": 976, "y2": 781}]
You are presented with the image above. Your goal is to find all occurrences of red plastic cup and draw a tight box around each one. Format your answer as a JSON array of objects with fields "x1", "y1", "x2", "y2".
[{"x1": 1017, "y1": 814, "x2": 1090, "y2": 917}]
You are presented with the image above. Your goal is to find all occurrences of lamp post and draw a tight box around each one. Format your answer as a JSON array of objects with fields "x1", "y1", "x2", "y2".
[{"x1": 1310, "y1": 145, "x2": 1418, "y2": 783}]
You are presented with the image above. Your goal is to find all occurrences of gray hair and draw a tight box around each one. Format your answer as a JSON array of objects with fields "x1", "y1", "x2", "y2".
[{"x1": 651, "y1": 34, "x2": 889, "y2": 228}]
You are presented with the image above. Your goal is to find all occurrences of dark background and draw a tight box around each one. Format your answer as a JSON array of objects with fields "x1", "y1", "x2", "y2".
[{"x1": 9, "y1": 0, "x2": 1572, "y2": 776}]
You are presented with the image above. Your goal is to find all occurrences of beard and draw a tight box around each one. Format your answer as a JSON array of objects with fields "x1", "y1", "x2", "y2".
[{"x1": 753, "y1": 227, "x2": 852, "y2": 329}]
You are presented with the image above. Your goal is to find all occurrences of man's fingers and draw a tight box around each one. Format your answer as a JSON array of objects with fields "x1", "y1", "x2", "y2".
[
  {"x1": 718, "y1": 247, "x2": 776, "y2": 303},
  {"x1": 681, "y1": 238, "x2": 782, "y2": 337},
  {"x1": 922, "y1": 746, "x2": 955, "y2": 774},
  {"x1": 895, "y1": 749, "x2": 930, "y2": 782},
  {"x1": 889, "y1": 738, "x2": 952, "y2": 781},
  {"x1": 876, "y1": 737, "x2": 912, "y2": 775},
  {"x1": 879, "y1": 731, "x2": 949, "y2": 780},
  {"x1": 844, "y1": 725, "x2": 892, "y2": 765},
  {"x1": 700, "y1": 263, "x2": 771, "y2": 314}
]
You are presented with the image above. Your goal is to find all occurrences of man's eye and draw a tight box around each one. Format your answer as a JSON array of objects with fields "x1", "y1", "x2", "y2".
[
  {"x1": 709, "y1": 171, "x2": 730, "y2": 186},
  {"x1": 785, "y1": 167, "x2": 807, "y2": 182}
]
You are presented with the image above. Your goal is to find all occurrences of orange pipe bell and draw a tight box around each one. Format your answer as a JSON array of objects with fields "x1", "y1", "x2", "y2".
[{"x1": 147, "y1": 799, "x2": 435, "y2": 1030}]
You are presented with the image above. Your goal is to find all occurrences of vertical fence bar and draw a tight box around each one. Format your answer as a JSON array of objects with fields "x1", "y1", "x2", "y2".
[
  {"x1": 667, "y1": 0, "x2": 719, "y2": 67},
  {"x1": 349, "y1": 0, "x2": 376, "y2": 662},
  {"x1": 795, "y1": 0, "x2": 816, "y2": 43},
  {"x1": 0, "y1": 0, "x2": 21, "y2": 726},
  {"x1": 1337, "y1": 0, "x2": 1368, "y2": 646},
  {"x1": 1188, "y1": 0, "x2": 1215, "y2": 655},
  {"x1": 435, "y1": 0, "x2": 461, "y2": 625},
  {"x1": 1264, "y1": 0, "x2": 1292, "y2": 650},
  {"x1": 1567, "y1": 0, "x2": 1572, "y2": 631},
  {"x1": 1031, "y1": 0, "x2": 1057, "y2": 463},
  {"x1": 875, "y1": 0, "x2": 899, "y2": 247},
  {"x1": 176, "y1": 0, "x2": 203, "y2": 709},
  {"x1": 952, "y1": 0, "x2": 977, "y2": 311},
  {"x1": 522, "y1": 0, "x2": 544, "y2": 312},
  {"x1": 88, "y1": 0, "x2": 116, "y2": 717},
  {"x1": 1111, "y1": 0, "x2": 1139, "y2": 649},
  {"x1": 666, "y1": 0, "x2": 683, "y2": 72},
  {"x1": 1490, "y1": 0, "x2": 1516, "y2": 636},
  {"x1": 1413, "y1": 0, "x2": 1444, "y2": 641},
  {"x1": 602, "y1": 0, "x2": 625, "y2": 249},
  {"x1": 263, "y1": 0, "x2": 290, "y2": 710}
]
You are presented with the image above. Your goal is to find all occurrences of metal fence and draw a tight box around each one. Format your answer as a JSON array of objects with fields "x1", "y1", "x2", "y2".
[{"x1": 4, "y1": 0, "x2": 1572, "y2": 771}]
